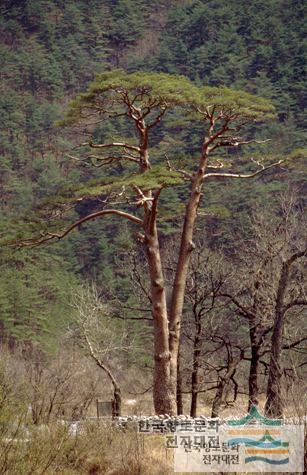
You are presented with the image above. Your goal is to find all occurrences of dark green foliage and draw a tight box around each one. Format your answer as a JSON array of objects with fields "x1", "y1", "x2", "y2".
[
  {"x1": 137, "y1": 0, "x2": 306, "y2": 128},
  {"x1": 0, "y1": 0, "x2": 305, "y2": 350},
  {"x1": 0, "y1": 248, "x2": 78, "y2": 351}
]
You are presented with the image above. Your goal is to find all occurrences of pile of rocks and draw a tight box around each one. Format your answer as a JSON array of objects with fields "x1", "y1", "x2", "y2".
[{"x1": 116, "y1": 414, "x2": 217, "y2": 422}]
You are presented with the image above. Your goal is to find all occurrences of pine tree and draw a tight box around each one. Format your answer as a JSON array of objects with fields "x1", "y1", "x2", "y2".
[{"x1": 14, "y1": 70, "x2": 283, "y2": 414}]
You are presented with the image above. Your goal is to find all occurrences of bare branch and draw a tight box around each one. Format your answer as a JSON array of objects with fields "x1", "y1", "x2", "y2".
[
  {"x1": 164, "y1": 154, "x2": 192, "y2": 180},
  {"x1": 207, "y1": 160, "x2": 224, "y2": 169},
  {"x1": 148, "y1": 106, "x2": 167, "y2": 129},
  {"x1": 20, "y1": 209, "x2": 143, "y2": 247},
  {"x1": 219, "y1": 293, "x2": 256, "y2": 320},
  {"x1": 211, "y1": 138, "x2": 271, "y2": 151},
  {"x1": 66, "y1": 153, "x2": 139, "y2": 166},
  {"x1": 58, "y1": 209, "x2": 142, "y2": 232},
  {"x1": 283, "y1": 298, "x2": 307, "y2": 313},
  {"x1": 81, "y1": 141, "x2": 141, "y2": 153},
  {"x1": 204, "y1": 159, "x2": 286, "y2": 180},
  {"x1": 283, "y1": 337, "x2": 307, "y2": 350},
  {"x1": 112, "y1": 312, "x2": 152, "y2": 322},
  {"x1": 148, "y1": 186, "x2": 164, "y2": 233}
]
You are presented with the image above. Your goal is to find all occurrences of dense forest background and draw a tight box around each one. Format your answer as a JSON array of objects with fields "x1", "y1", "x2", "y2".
[{"x1": 0, "y1": 0, "x2": 305, "y2": 412}]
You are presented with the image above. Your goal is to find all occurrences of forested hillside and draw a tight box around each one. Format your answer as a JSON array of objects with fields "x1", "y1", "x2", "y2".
[
  {"x1": 1, "y1": 0, "x2": 305, "y2": 345},
  {"x1": 0, "y1": 0, "x2": 306, "y2": 433}
]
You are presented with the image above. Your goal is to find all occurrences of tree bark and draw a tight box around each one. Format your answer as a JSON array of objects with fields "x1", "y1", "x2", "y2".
[
  {"x1": 265, "y1": 255, "x2": 299, "y2": 417},
  {"x1": 265, "y1": 343, "x2": 283, "y2": 418},
  {"x1": 139, "y1": 131, "x2": 177, "y2": 414},
  {"x1": 248, "y1": 326, "x2": 262, "y2": 411},
  {"x1": 176, "y1": 349, "x2": 184, "y2": 415},
  {"x1": 169, "y1": 154, "x2": 208, "y2": 408},
  {"x1": 265, "y1": 250, "x2": 305, "y2": 418},
  {"x1": 265, "y1": 304, "x2": 287, "y2": 418},
  {"x1": 145, "y1": 220, "x2": 176, "y2": 415},
  {"x1": 190, "y1": 323, "x2": 202, "y2": 417},
  {"x1": 84, "y1": 332, "x2": 122, "y2": 417},
  {"x1": 112, "y1": 386, "x2": 122, "y2": 418},
  {"x1": 212, "y1": 360, "x2": 240, "y2": 418}
]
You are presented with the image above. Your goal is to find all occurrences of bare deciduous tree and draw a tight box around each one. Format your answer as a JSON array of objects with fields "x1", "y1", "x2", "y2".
[
  {"x1": 72, "y1": 285, "x2": 135, "y2": 417},
  {"x1": 221, "y1": 197, "x2": 306, "y2": 414}
]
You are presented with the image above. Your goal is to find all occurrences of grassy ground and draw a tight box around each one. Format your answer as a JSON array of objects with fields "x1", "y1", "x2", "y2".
[
  {"x1": 1, "y1": 420, "x2": 304, "y2": 474},
  {"x1": 0, "y1": 422, "x2": 173, "y2": 474},
  {"x1": 1, "y1": 393, "x2": 305, "y2": 474}
]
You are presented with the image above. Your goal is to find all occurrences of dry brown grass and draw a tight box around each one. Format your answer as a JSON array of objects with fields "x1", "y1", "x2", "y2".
[{"x1": 0, "y1": 422, "x2": 174, "y2": 475}]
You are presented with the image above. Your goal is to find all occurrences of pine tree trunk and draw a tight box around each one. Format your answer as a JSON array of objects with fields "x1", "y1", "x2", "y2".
[
  {"x1": 169, "y1": 156, "x2": 208, "y2": 410},
  {"x1": 145, "y1": 221, "x2": 176, "y2": 415}
]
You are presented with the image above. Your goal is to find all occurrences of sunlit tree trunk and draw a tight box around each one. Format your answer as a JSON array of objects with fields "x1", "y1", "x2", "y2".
[
  {"x1": 145, "y1": 208, "x2": 176, "y2": 414},
  {"x1": 169, "y1": 153, "x2": 208, "y2": 411}
]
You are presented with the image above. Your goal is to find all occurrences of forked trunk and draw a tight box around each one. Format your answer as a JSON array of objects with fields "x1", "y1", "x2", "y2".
[{"x1": 211, "y1": 359, "x2": 240, "y2": 418}]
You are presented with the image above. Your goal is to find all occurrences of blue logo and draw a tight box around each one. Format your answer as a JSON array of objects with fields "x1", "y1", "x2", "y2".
[{"x1": 226, "y1": 405, "x2": 289, "y2": 466}]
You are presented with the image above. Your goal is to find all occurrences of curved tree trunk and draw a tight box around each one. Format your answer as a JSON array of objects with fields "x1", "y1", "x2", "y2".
[
  {"x1": 85, "y1": 334, "x2": 122, "y2": 417},
  {"x1": 211, "y1": 360, "x2": 240, "y2": 418}
]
